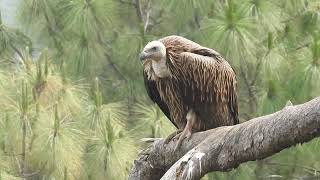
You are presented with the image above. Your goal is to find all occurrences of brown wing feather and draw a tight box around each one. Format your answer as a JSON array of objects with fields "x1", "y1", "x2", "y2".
[
  {"x1": 143, "y1": 71, "x2": 178, "y2": 128},
  {"x1": 159, "y1": 35, "x2": 221, "y2": 57},
  {"x1": 177, "y1": 52, "x2": 239, "y2": 128}
]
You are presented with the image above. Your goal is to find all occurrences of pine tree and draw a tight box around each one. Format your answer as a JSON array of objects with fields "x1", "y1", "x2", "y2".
[{"x1": 0, "y1": 0, "x2": 319, "y2": 179}]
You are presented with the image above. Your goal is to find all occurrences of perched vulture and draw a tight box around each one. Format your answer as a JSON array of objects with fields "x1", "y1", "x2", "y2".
[{"x1": 139, "y1": 35, "x2": 239, "y2": 148}]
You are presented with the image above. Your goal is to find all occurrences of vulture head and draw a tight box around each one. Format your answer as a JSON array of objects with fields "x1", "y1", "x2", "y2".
[{"x1": 139, "y1": 41, "x2": 171, "y2": 79}]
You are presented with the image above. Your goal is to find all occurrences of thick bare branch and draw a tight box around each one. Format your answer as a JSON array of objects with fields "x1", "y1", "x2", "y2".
[{"x1": 129, "y1": 97, "x2": 320, "y2": 180}]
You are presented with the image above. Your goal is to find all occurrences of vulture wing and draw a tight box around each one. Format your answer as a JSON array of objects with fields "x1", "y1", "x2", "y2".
[
  {"x1": 143, "y1": 72, "x2": 178, "y2": 128},
  {"x1": 175, "y1": 49, "x2": 239, "y2": 126}
]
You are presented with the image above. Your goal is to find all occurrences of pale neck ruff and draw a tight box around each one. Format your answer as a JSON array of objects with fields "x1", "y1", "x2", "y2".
[{"x1": 151, "y1": 57, "x2": 171, "y2": 78}]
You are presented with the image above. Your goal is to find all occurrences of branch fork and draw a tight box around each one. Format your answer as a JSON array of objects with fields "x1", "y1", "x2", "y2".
[{"x1": 129, "y1": 97, "x2": 320, "y2": 180}]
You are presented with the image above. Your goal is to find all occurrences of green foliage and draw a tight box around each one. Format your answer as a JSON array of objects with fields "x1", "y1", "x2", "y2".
[
  {"x1": 0, "y1": 0, "x2": 320, "y2": 179},
  {"x1": 133, "y1": 101, "x2": 175, "y2": 138},
  {"x1": 201, "y1": 0, "x2": 257, "y2": 65},
  {"x1": 0, "y1": 47, "x2": 136, "y2": 179}
]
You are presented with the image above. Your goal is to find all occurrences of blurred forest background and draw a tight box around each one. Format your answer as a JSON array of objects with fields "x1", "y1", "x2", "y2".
[{"x1": 0, "y1": 0, "x2": 320, "y2": 179}]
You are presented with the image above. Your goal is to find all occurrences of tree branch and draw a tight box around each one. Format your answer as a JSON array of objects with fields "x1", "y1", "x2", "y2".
[
  {"x1": 129, "y1": 97, "x2": 320, "y2": 180},
  {"x1": 121, "y1": 0, "x2": 163, "y2": 33},
  {"x1": 143, "y1": 0, "x2": 151, "y2": 33}
]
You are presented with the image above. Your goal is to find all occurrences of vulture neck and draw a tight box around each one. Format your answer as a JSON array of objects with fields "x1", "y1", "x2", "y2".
[{"x1": 152, "y1": 57, "x2": 171, "y2": 79}]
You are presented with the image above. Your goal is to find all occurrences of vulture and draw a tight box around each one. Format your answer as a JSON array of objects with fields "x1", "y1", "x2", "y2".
[{"x1": 139, "y1": 35, "x2": 239, "y2": 149}]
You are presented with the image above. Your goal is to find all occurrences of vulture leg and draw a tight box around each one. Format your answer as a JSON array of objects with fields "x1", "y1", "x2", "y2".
[{"x1": 174, "y1": 109, "x2": 197, "y2": 151}]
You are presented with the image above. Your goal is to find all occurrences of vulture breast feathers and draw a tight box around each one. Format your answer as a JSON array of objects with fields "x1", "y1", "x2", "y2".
[{"x1": 142, "y1": 35, "x2": 239, "y2": 131}]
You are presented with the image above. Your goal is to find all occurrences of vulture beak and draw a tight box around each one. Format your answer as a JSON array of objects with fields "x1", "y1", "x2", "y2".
[{"x1": 139, "y1": 51, "x2": 148, "y2": 61}]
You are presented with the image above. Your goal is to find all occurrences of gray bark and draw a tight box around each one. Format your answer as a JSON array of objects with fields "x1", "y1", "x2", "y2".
[{"x1": 128, "y1": 97, "x2": 320, "y2": 180}]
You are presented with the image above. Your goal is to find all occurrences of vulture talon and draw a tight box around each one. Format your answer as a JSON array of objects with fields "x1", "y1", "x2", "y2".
[
  {"x1": 186, "y1": 130, "x2": 192, "y2": 140},
  {"x1": 174, "y1": 129, "x2": 192, "y2": 152},
  {"x1": 164, "y1": 129, "x2": 183, "y2": 144}
]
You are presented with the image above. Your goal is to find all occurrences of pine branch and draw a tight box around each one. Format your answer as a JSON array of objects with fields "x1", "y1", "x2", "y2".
[
  {"x1": 129, "y1": 97, "x2": 320, "y2": 180},
  {"x1": 42, "y1": 7, "x2": 63, "y2": 53},
  {"x1": 84, "y1": 2, "x2": 127, "y2": 82},
  {"x1": 251, "y1": 50, "x2": 270, "y2": 86},
  {"x1": 9, "y1": 42, "x2": 24, "y2": 60},
  {"x1": 239, "y1": 58, "x2": 257, "y2": 115}
]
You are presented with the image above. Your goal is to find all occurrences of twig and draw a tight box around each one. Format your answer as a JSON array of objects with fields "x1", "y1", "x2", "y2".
[
  {"x1": 251, "y1": 50, "x2": 270, "y2": 86},
  {"x1": 118, "y1": 0, "x2": 136, "y2": 7},
  {"x1": 143, "y1": 0, "x2": 151, "y2": 33},
  {"x1": 265, "y1": 162, "x2": 320, "y2": 174},
  {"x1": 16, "y1": 162, "x2": 48, "y2": 178},
  {"x1": 84, "y1": 2, "x2": 127, "y2": 82},
  {"x1": 239, "y1": 57, "x2": 257, "y2": 115},
  {"x1": 42, "y1": 6, "x2": 63, "y2": 54},
  {"x1": 21, "y1": 114, "x2": 27, "y2": 176},
  {"x1": 294, "y1": 43, "x2": 310, "y2": 51},
  {"x1": 148, "y1": 9, "x2": 164, "y2": 31},
  {"x1": 134, "y1": 0, "x2": 143, "y2": 22},
  {"x1": 104, "y1": 53, "x2": 128, "y2": 82}
]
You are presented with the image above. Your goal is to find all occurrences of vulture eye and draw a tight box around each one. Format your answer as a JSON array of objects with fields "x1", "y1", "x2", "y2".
[{"x1": 151, "y1": 47, "x2": 157, "y2": 51}]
